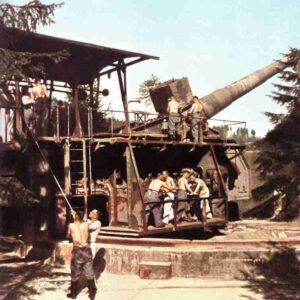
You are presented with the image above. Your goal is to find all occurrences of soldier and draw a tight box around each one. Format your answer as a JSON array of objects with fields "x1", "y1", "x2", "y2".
[
  {"x1": 176, "y1": 169, "x2": 196, "y2": 222},
  {"x1": 189, "y1": 96, "x2": 204, "y2": 143},
  {"x1": 144, "y1": 173, "x2": 171, "y2": 228},
  {"x1": 67, "y1": 210, "x2": 97, "y2": 300},
  {"x1": 190, "y1": 173, "x2": 212, "y2": 219},
  {"x1": 88, "y1": 209, "x2": 101, "y2": 258},
  {"x1": 167, "y1": 95, "x2": 181, "y2": 141},
  {"x1": 161, "y1": 170, "x2": 176, "y2": 224},
  {"x1": 31, "y1": 78, "x2": 49, "y2": 136}
]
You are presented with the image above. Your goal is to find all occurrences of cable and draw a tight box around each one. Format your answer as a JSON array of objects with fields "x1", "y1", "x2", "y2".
[{"x1": 23, "y1": 116, "x2": 74, "y2": 212}]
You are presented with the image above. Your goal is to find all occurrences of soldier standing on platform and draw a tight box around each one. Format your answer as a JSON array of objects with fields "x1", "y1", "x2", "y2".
[
  {"x1": 167, "y1": 95, "x2": 181, "y2": 141},
  {"x1": 189, "y1": 96, "x2": 204, "y2": 143},
  {"x1": 31, "y1": 78, "x2": 49, "y2": 136}
]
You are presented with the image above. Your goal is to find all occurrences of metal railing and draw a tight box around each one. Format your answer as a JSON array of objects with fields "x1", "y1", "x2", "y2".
[{"x1": 0, "y1": 103, "x2": 246, "y2": 143}]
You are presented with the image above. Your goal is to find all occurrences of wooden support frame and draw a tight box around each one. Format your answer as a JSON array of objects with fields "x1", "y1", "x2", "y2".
[
  {"x1": 210, "y1": 145, "x2": 229, "y2": 220},
  {"x1": 127, "y1": 143, "x2": 146, "y2": 230},
  {"x1": 116, "y1": 59, "x2": 130, "y2": 133},
  {"x1": 14, "y1": 81, "x2": 22, "y2": 134},
  {"x1": 72, "y1": 87, "x2": 84, "y2": 137}
]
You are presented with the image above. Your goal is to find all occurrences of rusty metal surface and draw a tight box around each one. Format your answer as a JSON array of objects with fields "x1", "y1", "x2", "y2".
[{"x1": 149, "y1": 77, "x2": 193, "y2": 113}]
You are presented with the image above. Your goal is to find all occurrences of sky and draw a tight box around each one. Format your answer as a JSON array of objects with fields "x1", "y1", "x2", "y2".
[{"x1": 8, "y1": 0, "x2": 300, "y2": 136}]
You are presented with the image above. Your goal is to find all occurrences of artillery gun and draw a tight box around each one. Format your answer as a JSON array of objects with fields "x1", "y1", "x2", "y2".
[
  {"x1": 0, "y1": 27, "x2": 292, "y2": 237},
  {"x1": 133, "y1": 55, "x2": 290, "y2": 133}
]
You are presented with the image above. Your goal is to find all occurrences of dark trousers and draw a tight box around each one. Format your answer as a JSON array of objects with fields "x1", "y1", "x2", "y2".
[
  {"x1": 33, "y1": 98, "x2": 49, "y2": 136},
  {"x1": 144, "y1": 191, "x2": 163, "y2": 227},
  {"x1": 191, "y1": 113, "x2": 202, "y2": 143},
  {"x1": 71, "y1": 245, "x2": 94, "y2": 281},
  {"x1": 168, "y1": 113, "x2": 181, "y2": 137},
  {"x1": 176, "y1": 190, "x2": 191, "y2": 222}
]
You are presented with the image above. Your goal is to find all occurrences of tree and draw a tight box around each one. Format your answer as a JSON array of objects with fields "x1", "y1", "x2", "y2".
[
  {"x1": 254, "y1": 48, "x2": 300, "y2": 220},
  {"x1": 0, "y1": 1, "x2": 66, "y2": 83},
  {"x1": 138, "y1": 74, "x2": 160, "y2": 110},
  {"x1": 0, "y1": 1, "x2": 64, "y2": 208}
]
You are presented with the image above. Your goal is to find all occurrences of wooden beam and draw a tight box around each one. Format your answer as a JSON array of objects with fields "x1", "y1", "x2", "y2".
[{"x1": 72, "y1": 87, "x2": 84, "y2": 137}]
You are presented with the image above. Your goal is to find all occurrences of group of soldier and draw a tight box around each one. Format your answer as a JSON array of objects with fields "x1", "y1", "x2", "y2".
[
  {"x1": 144, "y1": 168, "x2": 213, "y2": 228},
  {"x1": 166, "y1": 95, "x2": 208, "y2": 143}
]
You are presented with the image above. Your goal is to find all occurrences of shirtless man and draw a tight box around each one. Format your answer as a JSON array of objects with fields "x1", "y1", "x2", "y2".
[
  {"x1": 189, "y1": 96, "x2": 204, "y2": 143},
  {"x1": 167, "y1": 96, "x2": 181, "y2": 141},
  {"x1": 67, "y1": 210, "x2": 97, "y2": 300},
  {"x1": 31, "y1": 79, "x2": 49, "y2": 136},
  {"x1": 31, "y1": 79, "x2": 48, "y2": 100},
  {"x1": 88, "y1": 209, "x2": 101, "y2": 258},
  {"x1": 176, "y1": 169, "x2": 196, "y2": 222},
  {"x1": 144, "y1": 173, "x2": 171, "y2": 228}
]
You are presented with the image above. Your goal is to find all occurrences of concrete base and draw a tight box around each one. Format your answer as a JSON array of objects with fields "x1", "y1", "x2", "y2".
[
  {"x1": 55, "y1": 238, "x2": 300, "y2": 280},
  {"x1": 139, "y1": 261, "x2": 171, "y2": 279}
]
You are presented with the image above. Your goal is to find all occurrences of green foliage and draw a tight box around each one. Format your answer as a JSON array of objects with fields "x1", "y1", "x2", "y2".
[
  {"x1": 254, "y1": 48, "x2": 300, "y2": 220},
  {"x1": 0, "y1": 0, "x2": 64, "y2": 32},
  {"x1": 0, "y1": 48, "x2": 68, "y2": 83},
  {"x1": 138, "y1": 74, "x2": 160, "y2": 107},
  {"x1": 0, "y1": 1, "x2": 66, "y2": 83},
  {"x1": 212, "y1": 125, "x2": 258, "y2": 144},
  {"x1": 0, "y1": 176, "x2": 39, "y2": 206}
]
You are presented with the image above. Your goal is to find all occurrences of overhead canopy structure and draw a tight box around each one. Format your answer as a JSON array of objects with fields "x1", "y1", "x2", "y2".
[{"x1": 1, "y1": 27, "x2": 159, "y2": 85}]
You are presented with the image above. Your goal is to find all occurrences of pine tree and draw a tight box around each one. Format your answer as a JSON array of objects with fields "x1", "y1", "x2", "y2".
[
  {"x1": 254, "y1": 48, "x2": 300, "y2": 220},
  {"x1": 138, "y1": 74, "x2": 160, "y2": 110},
  {"x1": 0, "y1": 1, "x2": 64, "y2": 207},
  {"x1": 0, "y1": 1, "x2": 66, "y2": 84}
]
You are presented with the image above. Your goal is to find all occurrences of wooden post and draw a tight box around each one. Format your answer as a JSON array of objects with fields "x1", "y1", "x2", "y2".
[
  {"x1": 125, "y1": 146, "x2": 132, "y2": 227},
  {"x1": 63, "y1": 139, "x2": 71, "y2": 195},
  {"x1": 15, "y1": 81, "x2": 22, "y2": 134},
  {"x1": 48, "y1": 80, "x2": 54, "y2": 134},
  {"x1": 82, "y1": 139, "x2": 88, "y2": 219},
  {"x1": 72, "y1": 87, "x2": 84, "y2": 137},
  {"x1": 117, "y1": 61, "x2": 130, "y2": 133},
  {"x1": 89, "y1": 82, "x2": 94, "y2": 107}
]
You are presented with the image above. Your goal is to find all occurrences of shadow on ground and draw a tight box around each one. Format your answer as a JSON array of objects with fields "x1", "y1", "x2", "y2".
[
  {"x1": 0, "y1": 258, "x2": 69, "y2": 300},
  {"x1": 241, "y1": 243, "x2": 300, "y2": 300}
]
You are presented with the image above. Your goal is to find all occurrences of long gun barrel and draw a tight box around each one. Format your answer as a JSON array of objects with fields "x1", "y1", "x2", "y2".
[{"x1": 202, "y1": 56, "x2": 290, "y2": 118}]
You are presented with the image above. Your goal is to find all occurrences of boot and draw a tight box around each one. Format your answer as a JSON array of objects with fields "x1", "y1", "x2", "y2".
[
  {"x1": 67, "y1": 281, "x2": 78, "y2": 299},
  {"x1": 87, "y1": 279, "x2": 97, "y2": 300}
]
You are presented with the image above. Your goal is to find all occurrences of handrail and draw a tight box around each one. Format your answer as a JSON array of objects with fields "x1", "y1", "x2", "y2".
[{"x1": 0, "y1": 103, "x2": 246, "y2": 143}]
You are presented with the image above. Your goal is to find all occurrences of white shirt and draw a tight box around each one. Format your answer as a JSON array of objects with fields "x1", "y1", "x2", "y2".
[{"x1": 88, "y1": 219, "x2": 101, "y2": 242}]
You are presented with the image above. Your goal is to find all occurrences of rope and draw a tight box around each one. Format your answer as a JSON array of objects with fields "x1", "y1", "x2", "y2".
[{"x1": 22, "y1": 116, "x2": 74, "y2": 212}]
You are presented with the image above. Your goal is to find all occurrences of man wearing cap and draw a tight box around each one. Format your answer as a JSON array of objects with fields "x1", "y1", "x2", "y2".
[{"x1": 167, "y1": 96, "x2": 181, "y2": 141}]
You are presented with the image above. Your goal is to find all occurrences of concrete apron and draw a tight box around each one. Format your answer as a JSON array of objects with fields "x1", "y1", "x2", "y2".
[{"x1": 54, "y1": 238, "x2": 300, "y2": 280}]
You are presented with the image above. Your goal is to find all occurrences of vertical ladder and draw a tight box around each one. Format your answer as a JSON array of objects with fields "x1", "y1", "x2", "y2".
[{"x1": 67, "y1": 139, "x2": 89, "y2": 217}]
